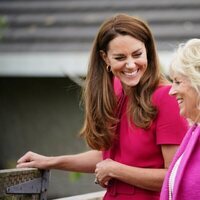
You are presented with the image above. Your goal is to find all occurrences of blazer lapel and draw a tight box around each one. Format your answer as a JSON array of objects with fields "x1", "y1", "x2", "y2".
[{"x1": 173, "y1": 125, "x2": 199, "y2": 199}]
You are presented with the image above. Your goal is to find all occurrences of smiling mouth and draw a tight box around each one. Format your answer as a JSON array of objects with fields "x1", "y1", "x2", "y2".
[
  {"x1": 123, "y1": 69, "x2": 139, "y2": 77},
  {"x1": 177, "y1": 98, "x2": 183, "y2": 105}
]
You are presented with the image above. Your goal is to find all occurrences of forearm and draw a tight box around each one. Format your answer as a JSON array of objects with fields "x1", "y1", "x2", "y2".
[
  {"x1": 110, "y1": 163, "x2": 167, "y2": 191},
  {"x1": 49, "y1": 150, "x2": 102, "y2": 173}
]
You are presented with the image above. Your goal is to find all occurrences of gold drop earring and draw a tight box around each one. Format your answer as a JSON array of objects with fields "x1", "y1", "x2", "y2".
[{"x1": 106, "y1": 65, "x2": 111, "y2": 72}]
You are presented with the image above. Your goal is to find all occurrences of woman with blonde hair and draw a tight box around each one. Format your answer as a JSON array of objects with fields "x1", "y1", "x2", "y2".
[{"x1": 161, "y1": 38, "x2": 200, "y2": 200}]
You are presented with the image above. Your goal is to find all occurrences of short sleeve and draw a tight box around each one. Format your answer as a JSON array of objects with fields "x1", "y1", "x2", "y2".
[{"x1": 153, "y1": 85, "x2": 189, "y2": 144}]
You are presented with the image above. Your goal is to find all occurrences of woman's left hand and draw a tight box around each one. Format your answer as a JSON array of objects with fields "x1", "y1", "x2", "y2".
[{"x1": 95, "y1": 158, "x2": 118, "y2": 188}]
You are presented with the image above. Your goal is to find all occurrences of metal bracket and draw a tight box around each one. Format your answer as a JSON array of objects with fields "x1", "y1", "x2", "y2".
[{"x1": 6, "y1": 170, "x2": 50, "y2": 200}]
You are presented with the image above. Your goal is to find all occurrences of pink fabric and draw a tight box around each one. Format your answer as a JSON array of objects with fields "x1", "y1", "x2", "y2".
[
  {"x1": 160, "y1": 124, "x2": 200, "y2": 200},
  {"x1": 103, "y1": 78, "x2": 188, "y2": 200}
]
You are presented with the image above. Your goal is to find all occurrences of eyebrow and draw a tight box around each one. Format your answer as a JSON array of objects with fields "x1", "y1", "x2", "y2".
[{"x1": 112, "y1": 48, "x2": 142, "y2": 56}]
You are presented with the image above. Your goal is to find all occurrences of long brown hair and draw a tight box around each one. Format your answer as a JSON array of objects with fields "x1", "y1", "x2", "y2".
[{"x1": 80, "y1": 14, "x2": 163, "y2": 150}]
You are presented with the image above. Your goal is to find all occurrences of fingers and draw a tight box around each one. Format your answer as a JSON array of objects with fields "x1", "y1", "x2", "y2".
[
  {"x1": 16, "y1": 161, "x2": 35, "y2": 168},
  {"x1": 94, "y1": 175, "x2": 110, "y2": 188},
  {"x1": 95, "y1": 167, "x2": 110, "y2": 188},
  {"x1": 16, "y1": 151, "x2": 40, "y2": 169},
  {"x1": 17, "y1": 151, "x2": 33, "y2": 164},
  {"x1": 94, "y1": 159, "x2": 115, "y2": 188}
]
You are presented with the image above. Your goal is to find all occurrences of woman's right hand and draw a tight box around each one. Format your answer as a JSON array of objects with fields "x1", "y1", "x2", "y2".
[{"x1": 16, "y1": 151, "x2": 52, "y2": 169}]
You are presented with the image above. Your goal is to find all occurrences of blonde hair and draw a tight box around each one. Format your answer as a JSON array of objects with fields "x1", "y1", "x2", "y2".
[
  {"x1": 170, "y1": 38, "x2": 200, "y2": 93},
  {"x1": 170, "y1": 38, "x2": 200, "y2": 123}
]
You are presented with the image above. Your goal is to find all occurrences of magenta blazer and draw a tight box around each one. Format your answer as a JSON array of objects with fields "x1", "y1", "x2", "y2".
[{"x1": 160, "y1": 124, "x2": 200, "y2": 200}]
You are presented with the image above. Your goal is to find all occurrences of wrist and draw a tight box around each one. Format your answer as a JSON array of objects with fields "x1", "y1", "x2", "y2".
[
  {"x1": 44, "y1": 156, "x2": 56, "y2": 169},
  {"x1": 109, "y1": 161, "x2": 123, "y2": 178}
]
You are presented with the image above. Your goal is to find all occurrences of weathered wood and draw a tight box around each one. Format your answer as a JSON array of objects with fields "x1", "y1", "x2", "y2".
[{"x1": 0, "y1": 168, "x2": 48, "y2": 200}]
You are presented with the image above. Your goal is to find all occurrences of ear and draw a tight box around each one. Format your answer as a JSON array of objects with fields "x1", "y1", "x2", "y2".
[{"x1": 100, "y1": 50, "x2": 109, "y2": 65}]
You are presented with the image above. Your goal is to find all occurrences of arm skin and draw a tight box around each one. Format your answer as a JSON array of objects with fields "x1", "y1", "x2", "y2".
[
  {"x1": 95, "y1": 144, "x2": 179, "y2": 191},
  {"x1": 17, "y1": 150, "x2": 102, "y2": 173}
]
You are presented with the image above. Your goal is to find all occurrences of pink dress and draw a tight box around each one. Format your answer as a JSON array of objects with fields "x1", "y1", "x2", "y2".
[{"x1": 102, "y1": 80, "x2": 188, "y2": 200}]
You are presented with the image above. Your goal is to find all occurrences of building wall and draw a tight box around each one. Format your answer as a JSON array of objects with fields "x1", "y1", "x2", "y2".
[{"x1": 0, "y1": 77, "x2": 101, "y2": 198}]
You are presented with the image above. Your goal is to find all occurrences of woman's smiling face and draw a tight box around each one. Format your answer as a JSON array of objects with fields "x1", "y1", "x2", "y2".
[
  {"x1": 169, "y1": 72, "x2": 199, "y2": 121},
  {"x1": 101, "y1": 35, "x2": 148, "y2": 87}
]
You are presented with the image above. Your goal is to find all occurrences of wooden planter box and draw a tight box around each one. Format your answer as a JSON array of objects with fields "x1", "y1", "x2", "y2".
[{"x1": 0, "y1": 168, "x2": 49, "y2": 200}]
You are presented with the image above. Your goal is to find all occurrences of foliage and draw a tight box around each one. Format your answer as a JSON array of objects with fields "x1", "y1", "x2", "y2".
[{"x1": 68, "y1": 172, "x2": 82, "y2": 182}]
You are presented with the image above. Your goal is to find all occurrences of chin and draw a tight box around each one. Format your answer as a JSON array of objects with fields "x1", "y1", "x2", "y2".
[
  {"x1": 123, "y1": 79, "x2": 140, "y2": 87},
  {"x1": 180, "y1": 110, "x2": 187, "y2": 118}
]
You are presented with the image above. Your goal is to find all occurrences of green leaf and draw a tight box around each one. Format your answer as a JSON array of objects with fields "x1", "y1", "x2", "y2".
[{"x1": 68, "y1": 172, "x2": 82, "y2": 182}]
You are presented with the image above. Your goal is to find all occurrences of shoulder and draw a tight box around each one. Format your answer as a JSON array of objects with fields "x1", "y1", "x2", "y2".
[
  {"x1": 153, "y1": 84, "x2": 171, "y2": 98},
  {"x1": 152, "y1": 84, "x2": 174, "y2": 106},
  {"x1": 154, "y1": 85, "x2": 189, "y2": 144}
]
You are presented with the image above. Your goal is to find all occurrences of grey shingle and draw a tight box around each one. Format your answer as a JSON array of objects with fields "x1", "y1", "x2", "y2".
[{"x1": 0, "y1": 0, "x2": 200, "y2": 52}]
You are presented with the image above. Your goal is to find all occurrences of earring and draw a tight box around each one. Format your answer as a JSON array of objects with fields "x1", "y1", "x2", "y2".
[{"x1": 106, "y1": 65, "x2": 111, "y2": 72}]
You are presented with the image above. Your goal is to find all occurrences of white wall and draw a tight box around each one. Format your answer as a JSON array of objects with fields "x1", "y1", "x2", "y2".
[{"x1": 0, "y1": 51, "x2": 173, "y2": 78}]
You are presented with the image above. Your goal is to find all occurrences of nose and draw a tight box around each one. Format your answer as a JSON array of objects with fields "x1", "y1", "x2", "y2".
[
  {"x1": 169, "y1": 85, "x2": 177, "y2": 96},
  {"x1": 126, "y1": 59, "x2": 136, "y2": 68}
]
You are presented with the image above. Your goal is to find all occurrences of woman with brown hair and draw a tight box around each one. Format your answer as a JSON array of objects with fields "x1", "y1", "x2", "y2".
[{"x1": 17, "y1": 14, "x2": 188, "y2": 200}]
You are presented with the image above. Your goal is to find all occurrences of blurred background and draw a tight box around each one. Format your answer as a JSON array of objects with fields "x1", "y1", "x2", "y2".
[{"x1": 0, "y1": 0, "x2": 200, "y2": 198}]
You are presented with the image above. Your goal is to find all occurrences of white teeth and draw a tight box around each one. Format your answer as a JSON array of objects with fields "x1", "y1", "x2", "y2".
[
  {"x1": 177, "y1": 98, "x2": 183, "y2": 104},
  {"x1": 124, "y1": 70, "x2": 138, "y2": 76}
]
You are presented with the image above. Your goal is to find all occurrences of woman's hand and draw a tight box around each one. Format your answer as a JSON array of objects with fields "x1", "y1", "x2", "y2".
[
  {"x1": 16, "y1": 151, "x2": 51, "y2": 169},
  {"x1": 95, "y1": 158, "x2": 118, "y2": 188}
]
